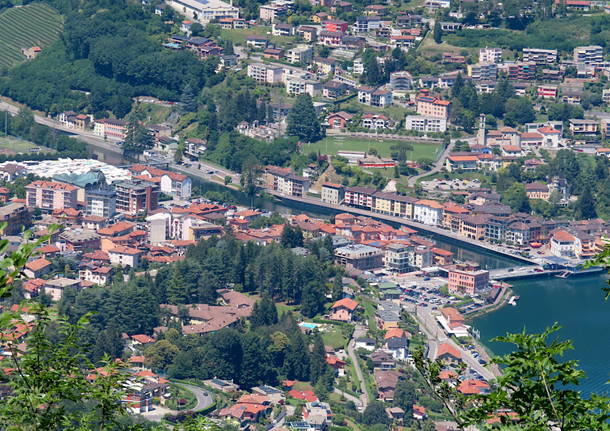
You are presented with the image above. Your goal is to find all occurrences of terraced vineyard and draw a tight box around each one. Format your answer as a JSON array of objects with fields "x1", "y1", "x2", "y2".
[{"x1": 0, "y1": 3, "x2": 63, "y2": 69}]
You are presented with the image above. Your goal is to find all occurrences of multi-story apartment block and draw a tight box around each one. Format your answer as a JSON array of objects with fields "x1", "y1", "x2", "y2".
[
  {"x1": 335, "y1": 244, "x2": 383, "y2": 270},
  {"x1": 0, "y1": 202, "x2": 31, "y2": 235},
  {"x1": 286, "y1": 44, "x2": 313, "y2": 64},
  {"x1": 344, "y1": 186, "x2": 375, "y2": 209},
  {"x1": 114, "y1": 179, "x2": 160, "y2": 215},
  {"x1": 537, "y1": 85, "x2": 558, "y2": 99},
  {"x1": 321, "y1": 183, "x2": 344, "y2": 205},
  {"x1": 507, "y1": 62, "x2": 536, "y2": 81},
  {"x1": 522, "y1": 48, "x2": 557, "y2": 64},
  {"x1": 416, "y1": 95, "x2": 451, "y2": 119},
  {"x1": 93, "y1": 119, "x2": 127, "y2": 141},
  {"x1": 448, "y1": 267, "x2": 489, "y2": 295},
  {"x1": 284, "y1": 76, "x2": 321, "y2": 97},
  {"x1": 405, "y1": 115, "x2": 447, "y2": 132},
  {"x1": 358, "y1": 87, "x2": 393, "y2": 107},
  {"x1": 467, "y1": 62, "x2": 498, "y2": 81},
  {"x1": 323, "y1": 19, "x2": 348, "y2": 33},
  {"x1": 573, "y1": 45, "x2": 603, "y2": 66},
  {"x1": 247, "y1": 63, "x2": 283, "y2": 84},
  {"x1": 390, "y1": 71, "x2": 413, "y2": 91},
  {"x1": 86, "y1": 189, "x2": 116, "y2": 218},
  {"x1": 259, "y1": 2, "x2": 289, "y2": 21},
  {"x1": 569, "y1": 119, "x2": 599, "y2": 134},
  {"x1": 26, "y1": 180, "x2": 78, "y2": 211},
  {"x1": 384, "y1": 243, "x2": 414, "y2": 273},
  {"x1": 478, "y1": 47, "x2": 502, "y2": 64},
  {"x1": 318, "y1": 30, "x2": 344, "y2": 46},
  {"x1": 166, "y1": 0, "x2": 239, "y2": 24},
  {"x1": 263, "y1": 166, "x2": 310, "y2": 197}
]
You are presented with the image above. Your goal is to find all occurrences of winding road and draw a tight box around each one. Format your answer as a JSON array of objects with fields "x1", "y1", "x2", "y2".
[
  {"x1": 173, "y1": 382, "x2": 214, "y2": 412},
  {"x1": 346, "y1": 324, "x2": 370, "y2": 411}
]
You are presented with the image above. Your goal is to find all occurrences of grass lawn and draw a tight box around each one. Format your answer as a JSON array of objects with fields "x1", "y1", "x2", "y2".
[
  {"x1": 139, "y1": 103, "x2": 173, "y2": 124},
  {"x1": 303, "y1": 137, "x2": 442, "y2": 162},
  {"x1": 417, "y1": 31, "x2": 474, "y2": 57},
  {"x1": 0, "y1": 135, "x2": 54, "y2": 155},
  {"x1": 417, "y1": 170, "x2": 493, "y2": 184},
  {"x1": 322, "y1": 327, "x2": 348, "y2": 350},
  {"x1": 220, "y1": 26, "x2": 270, "y2": 45}
]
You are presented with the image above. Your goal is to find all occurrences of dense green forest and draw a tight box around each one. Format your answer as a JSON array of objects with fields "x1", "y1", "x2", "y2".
[
  {"x1": 446, "y1": 14, "x2": 610, "y2": 52},
  {"x1": 0, "y1": 0, "x2": 222, "y2": 117},
  {"x1": 56, "y1": 235, "x2": 338, "y2": 362}
]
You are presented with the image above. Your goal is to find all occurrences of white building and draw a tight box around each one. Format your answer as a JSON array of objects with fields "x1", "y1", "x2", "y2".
[
  {"x1": 405, "y1": 115, "x2": 447, "y2": 133},
  {"x1": 286, "y1": 44, "x2": 313, "y2": 64},
  {"x1": 522, "y1": 48, "x2": 558, "y2": 64},
  {"x1": 108, "y1": 246, "x2": 142, "y2": 268},
  {"x1": 247, "y1": 63, "x2": 284, "y2": 84},
  {"x1": 166, "y1": 0, "x2": 239, "y2": 24},
  {"x1": 479, "y1": 47, "x2": 502, "y2": 64},
  {"x1": 413, "y1": 200, "x2": 444, "y2": 226}
]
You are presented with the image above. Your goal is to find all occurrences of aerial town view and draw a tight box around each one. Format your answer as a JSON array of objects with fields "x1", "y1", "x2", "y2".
[{"x1": 0, "y1": 0, "x2": 608, "y2": 429}]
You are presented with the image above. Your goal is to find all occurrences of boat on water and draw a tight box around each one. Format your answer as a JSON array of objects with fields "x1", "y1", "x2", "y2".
[{"x1": 507, "y1": 295, "x2": 519, "y2": 306}]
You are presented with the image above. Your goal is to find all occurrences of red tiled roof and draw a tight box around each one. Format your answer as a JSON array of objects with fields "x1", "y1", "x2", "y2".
[
  {"x1": 27, "y1": 180, "x2": 77, "y2": 191},
  {"x1": 331, "y1": 297, "x2": 359, "y2": 311},
  {"x1": 25, "y1": 258, "x2": 52, "y2": 272},
  {"x1": 458, "y1": 379, "x2": 490, "y2": 395},
  {"x1": 436, "y1": 343, "x2": 461, "y2": 360},
  {"x1": 131, "y1": 334, "x2": 155, "y2": 344},
  {"x1": 287, "y1": 390, "x2": 318, "y2": 402}
]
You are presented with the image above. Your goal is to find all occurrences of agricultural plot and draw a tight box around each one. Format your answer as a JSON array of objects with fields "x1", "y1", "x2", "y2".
[{"x1": 0, "y1": 3, "x2": 63, "y2": 69}]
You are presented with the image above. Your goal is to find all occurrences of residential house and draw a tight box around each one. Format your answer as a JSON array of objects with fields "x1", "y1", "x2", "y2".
[
  {"x1": 263, "y1": 166, "x2": 310, "y2": 197},
  {"x1": 373, "y1": 369, "x2": 400, "y2": 401},
  {"x1": 26, "y1": 180, "x2": 78, "y2": 211},
  {"x1": 358, "y1": 87, "x2": 393, "y2": 107},
  {"x1": 413, "y1": 200, "x2": 444, "y2": 226},
  {"x1": 326, "y1": 111, "x2": 354, "y2": 130},
  {"x1": 329, "y1": 297, "x2": 359, "y2": 322},
  {"x1": 24, "y1": 258, "x2": 52, "y2": 279},
  {"x1": 321, "y1": 183, "x2": 344, "y2": 204}
]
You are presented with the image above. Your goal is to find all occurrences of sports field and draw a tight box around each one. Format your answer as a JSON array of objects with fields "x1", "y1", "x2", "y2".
[
  {"x1": 0, "y1": 3, "x2": 63, "y2": 69},
  {"x1": 0, "y1": 135, "x2": 53, "y2": 155},
  {"x1": 303, "y1": 136, "x2": 443, "y2": 161}
]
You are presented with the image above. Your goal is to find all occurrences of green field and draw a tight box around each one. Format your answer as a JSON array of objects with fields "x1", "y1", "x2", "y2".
[
  {"x1": 303, "y1": 136, "x2": 443, "y2": 162},
  {"x1": 0, "y1": 3, "x2": 63, "y2": 69},
  {"x1": 220, "y1": 26, "x2": 270, "y2": 45},
  {"x1": 0, "y1": 135, "x2": 53, "y2": 155}
]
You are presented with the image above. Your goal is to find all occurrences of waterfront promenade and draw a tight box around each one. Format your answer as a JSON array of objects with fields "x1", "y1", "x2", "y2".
[{"x1": 267, "y1": 190, "x2": 536, "y2": 264}]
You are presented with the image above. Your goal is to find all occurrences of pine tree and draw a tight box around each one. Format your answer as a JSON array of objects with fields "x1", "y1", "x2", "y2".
[
  {"x1": 180, "y1": 83, "x2": 198, "y2": 113},
  {"x1": 309, "y1": 333, "x2": 328, "y2": 384},
  {"x1": 363, "y1": 50, "x2": 382, "y2": 86},
  {"x1": 433, "y1": 20, "x2": 442, "y2": 44},
  {"x1": 576, "y1": 188, "x2": 597, "y2": 219},
  {"x1": 286, "y1": 94, "x2": 324, "y2": 142}
]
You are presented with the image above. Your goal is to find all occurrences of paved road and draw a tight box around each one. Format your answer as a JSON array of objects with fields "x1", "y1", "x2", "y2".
[
  {"x1": 333, "y1": 387, "x2": 362, "y2": 406},
  {"x1": 346, "y1": 324, "x2": 369, "y2": 411},
  {"x1": 407, "y1": 139, "x2": 456, "y2": 186},
  {"x1": 173, "y1": 382, "x2": 214, "y2": 412},
  {"x1": 415, "y1": 306, "x2": 496, "y2": 381},
  {"x1": 139, "y1": 381, "x2": 214, "y2": 422}
]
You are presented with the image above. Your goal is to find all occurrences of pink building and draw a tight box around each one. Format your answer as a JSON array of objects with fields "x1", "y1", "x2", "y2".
[
  {"x1": 26, "y1": 180, "x2": 78, "y2": 211},
  {"x1": 94, "y1": 118, "x2": 127, "y2": 141},
  {"x1": 448, "y1": 268, "x2": 489, "y2": 295}
]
